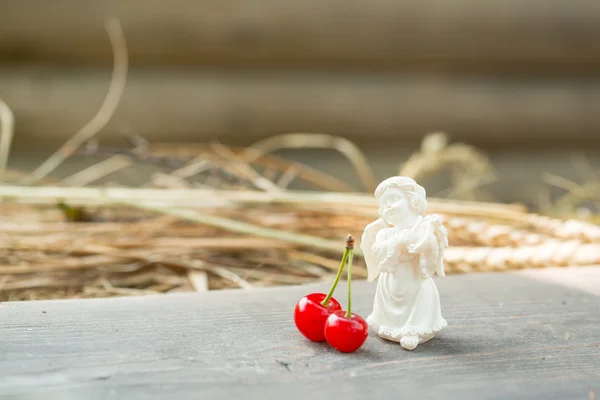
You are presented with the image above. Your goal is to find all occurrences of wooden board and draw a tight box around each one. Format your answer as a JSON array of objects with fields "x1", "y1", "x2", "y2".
[
  {"x1": 2, "y1": 68, "x2": 600, "y2": 150},
  {"x1": 0, "y1": 268, "x2": 599, "y2": 399},
  {"x1": 2, "y1": 0, "x2": 600, "y2": 72}
]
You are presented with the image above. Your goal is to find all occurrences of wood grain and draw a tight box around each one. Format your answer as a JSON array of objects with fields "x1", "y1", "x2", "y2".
[
  {"x1": 518, "y1": 266, "x2": 600, "y2": 297},
  {"x1": 0, "y1": 269, "x2": 598, "y2": 399},
  {"x1": 2, "y1": 68, "x2": 600, "y2": 149},
  {"x1": 2, "y1": 0, "x2": 600, "y2": 72}
]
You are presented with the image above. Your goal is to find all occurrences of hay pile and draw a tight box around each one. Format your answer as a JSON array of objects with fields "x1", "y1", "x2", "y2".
[{"x1": 0, "y1": 132, "x2": 598, "y2": 301}]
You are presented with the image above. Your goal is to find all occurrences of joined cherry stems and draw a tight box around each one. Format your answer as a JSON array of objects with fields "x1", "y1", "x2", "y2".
[
  {"x1": 321, "y1": 234, "x2": 354, "y2": 310},
  {"x1": 345, "y1": 242, "x2": 354, "y2": 318}
]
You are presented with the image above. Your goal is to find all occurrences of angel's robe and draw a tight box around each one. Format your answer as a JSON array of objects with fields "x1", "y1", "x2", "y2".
[{"x1": 365, "y1": 224, "x2": 447, "y2": 342}]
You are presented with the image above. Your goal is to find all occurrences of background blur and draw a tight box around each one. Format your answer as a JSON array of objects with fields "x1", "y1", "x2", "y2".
[{"x1": 1, "y1": 0, "x2": 599, "y2": 208}]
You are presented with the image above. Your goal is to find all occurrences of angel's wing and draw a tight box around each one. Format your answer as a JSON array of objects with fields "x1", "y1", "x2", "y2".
[
  {"x1": 434, "y1": 219, "x2": 448, "y2": 277},
  {"x1": 360, "y1": 218, "x2": 388, "y2": 282},
  {"x1": 416, "y1": 215, "x2": 448, "y2": 278},
  {"x1": 429, "y1": 215, "x2": 448, "y2": 278}
]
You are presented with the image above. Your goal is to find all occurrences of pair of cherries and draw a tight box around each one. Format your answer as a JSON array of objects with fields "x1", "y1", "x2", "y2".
[{"x1": 293, "y1": 235, "x2": 368, "y2": 353}]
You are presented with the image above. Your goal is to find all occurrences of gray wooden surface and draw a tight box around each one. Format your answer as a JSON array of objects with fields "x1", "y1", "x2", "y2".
[{"x1": 1, "y1": 270, "x2": 599, "y2": 399}]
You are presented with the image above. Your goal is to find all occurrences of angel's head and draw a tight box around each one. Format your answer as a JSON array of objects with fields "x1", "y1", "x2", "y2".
[{"x1": 374, "y1": 176, "x2": 427, "y2": 225}]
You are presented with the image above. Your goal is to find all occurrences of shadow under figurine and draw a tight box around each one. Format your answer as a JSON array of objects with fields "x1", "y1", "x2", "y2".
[{"x1": 361, "y1": 176, "x2": 448, "y2": 350}]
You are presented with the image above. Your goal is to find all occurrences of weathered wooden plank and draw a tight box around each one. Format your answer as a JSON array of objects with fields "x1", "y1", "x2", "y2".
[
  {"x1": 518, "y1": 266, "x2": 600, "y2": 297},
  {"x1": 2, "y1": 68, "x2": 600, "y2": 149},
  {"x1": 0, "y1": 268, "x2": 598, "y2": 399},
  {"x1": 2, "y1": 0, "x2": 600, "y2": 72}
]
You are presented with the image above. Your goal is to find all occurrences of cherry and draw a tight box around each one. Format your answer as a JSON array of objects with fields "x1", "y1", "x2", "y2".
[
  {"x1": 324, "y1": 235, "x2": 368, "y2": 352},
  {"x1": 294, "y1": 235, "x2": 353, "y2": 342},
  {"x1": 294, "y1": 293, "x2": 342, "y2": 342},
  {"x1": 324, "y1": 311, "x2": 368, "y2": 353}
]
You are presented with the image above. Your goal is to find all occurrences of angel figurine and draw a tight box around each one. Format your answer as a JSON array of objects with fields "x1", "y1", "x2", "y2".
[{"x1": 361, "y1": 176, "x2": 448, "y2": 350}]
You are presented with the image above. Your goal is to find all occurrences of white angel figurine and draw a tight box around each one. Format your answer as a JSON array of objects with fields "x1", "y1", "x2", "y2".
[{"x1": 361, "y1": 176, "x2": 448, "y2": 350}]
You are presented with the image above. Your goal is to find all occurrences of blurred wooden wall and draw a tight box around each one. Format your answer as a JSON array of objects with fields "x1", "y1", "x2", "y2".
[{"x1": 1, "y1": 0, "x2": 600, "y2": 152}]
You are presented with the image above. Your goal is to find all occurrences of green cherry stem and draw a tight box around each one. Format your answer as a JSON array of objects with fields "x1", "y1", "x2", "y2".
[
  {"x1": 321, "y1": 234, "x2": 353, "y2": 307},
  {"x1": 346, "y1": 242, "x2": 355, "y2": 318},
  {"x1": 320, "y1": 249, "x2": 348, "y2": 306}
]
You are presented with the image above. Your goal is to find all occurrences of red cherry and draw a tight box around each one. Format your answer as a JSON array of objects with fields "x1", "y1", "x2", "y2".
[
  {"x1": 323, "y1": 235, "x2": 367, "y2": 353},
  {"x1": 324, "y1": 310, "x2": 368, "y2": 353},
  {"x1": 294, "y1": 293, "x2": 342, "y2": 342},
  {"x1": 294, "y1": 235, "x2": 355, "y2": 343}
]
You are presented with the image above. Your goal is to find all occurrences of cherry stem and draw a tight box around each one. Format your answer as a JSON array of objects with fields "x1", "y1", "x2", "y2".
[
  {"x1": 346, "y1": 248, "x2": 354, "y2": 318},
  {"x1": 320, "y1": 247, "x2": 348, "y2": 307}
]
